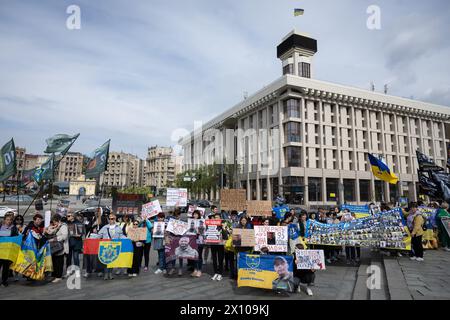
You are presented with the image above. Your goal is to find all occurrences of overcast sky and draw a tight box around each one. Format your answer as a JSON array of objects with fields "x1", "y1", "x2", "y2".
[{"x1": 1, "y1": 0, "x2": 449, "y2": 159}]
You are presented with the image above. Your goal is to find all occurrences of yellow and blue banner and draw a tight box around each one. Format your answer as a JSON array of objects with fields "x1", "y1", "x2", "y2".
[
  {"x1": 0, "y1": 235, "x2": 22, "y2": 263},
  {"x1": 368, "y1": 153, "x2": 398, "y2": 184},
  {"x1": 83, "y1": 238, "x2": 133, "y2": 268},
  {"x1": 237, "y1": 253, "x2": 294, "y2": 291},
  {"x1": 340, "y1": 204, "x2": 370, "y2": 218},
  {"x1": 11, "y1": 233, "x2": 53, "y2": 280}
]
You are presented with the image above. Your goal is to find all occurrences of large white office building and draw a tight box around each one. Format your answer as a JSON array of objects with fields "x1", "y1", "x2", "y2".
[{"x1": 180, "y1": 30, "x2": 450, "y2": 207}]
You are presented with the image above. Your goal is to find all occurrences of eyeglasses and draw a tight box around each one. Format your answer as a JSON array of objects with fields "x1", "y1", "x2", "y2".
[{"x1": 133, "y1": 223, "x2": 139, "y2": 226}]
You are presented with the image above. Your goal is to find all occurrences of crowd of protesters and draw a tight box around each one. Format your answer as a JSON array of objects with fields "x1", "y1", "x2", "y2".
[{"x1": 1, "y1": 199, "x2": 449, "y2": 295}]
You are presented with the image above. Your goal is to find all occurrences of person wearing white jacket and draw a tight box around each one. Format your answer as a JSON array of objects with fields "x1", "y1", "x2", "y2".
[{"x1": 44, "y1": 214, "x2": 69, "y2": 283}]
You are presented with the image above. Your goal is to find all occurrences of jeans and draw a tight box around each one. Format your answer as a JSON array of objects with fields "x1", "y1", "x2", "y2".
[
  {"x1": 211, "y1": 245, "x2": 224, "y2": 275},
  {"x1": 67, "y1": 247, "x2": 81, "y2": 268},
  {"x1": 411, "y1": 235, "x2": 423, "y2": 258},
  {"x1": 196, "y1": 246, "x2": 204, "y2": 271},
  {"x1": 345, "y1": 246, "x2": 356, "y2": 260},
  {"x1": 225, "y1": 251, "x2": 236, "y2": 278},
  {"x1": 157, "y1": 249, "x2": 166, "y2": 270}
]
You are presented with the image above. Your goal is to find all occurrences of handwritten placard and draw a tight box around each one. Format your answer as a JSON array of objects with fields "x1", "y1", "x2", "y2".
[{"x1": 220, "y1": 189, "x2": 247, "y2": 211}]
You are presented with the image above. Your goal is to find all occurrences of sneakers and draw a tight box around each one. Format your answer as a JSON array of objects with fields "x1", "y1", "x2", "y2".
[
  {"x1": 297, "y1": 286, "x2": 302, "y2": 293},
  {"x1": 144, "y1": 267, "x2": 148, "y2": 272},
  {"x1": 162, "y1": 269, "x2": 167, "y2": 275},
  {"x1": 51, "y1": 278, "x2": 62, "y2": 283},
  {"x1": 97, "y1": 272, "x2": 104, "y2": 277},
  {"x1": 104, "y1": 273, "x2": 109, "y2": 280},
  {"x1": 326, "y1": 259, "x2": 332, "y2": 264},
  {"x1": 444, "y1": 247, "x2": 450, "y2": 252},
  {"x1": 306, "y1": 288, "x2": 313, "y2": 296},
  {"x1": 211, "y1": 274, "x2": 218, "y2": 280},
  {"x1": 410, "y1": 256, "x2": 417, "y2": 261},
  {"x1": 191, "y1": 271, "x2": 197, "y2": 277},
  {"x1": 216, "y1": 274, "x2": 223, "y2": 281},
  {"x1": 108, "y1": 273, "x2": 114, "y2": 280},
  {"x1": 178, "y1": 269, "x2": 183, "y2": 276},
  {"x1": 168, "y1": 268, "x2": 175, "y2": 275},
  {"x1": 133, "y1": 274, "x2": 138, "y2": 277},
  {"x1": 346, "y1": 260, "x2": 351, "y2": 265},
  {"x1": 416, "y1": 257, "x2": 424, "y2": 262},
  {"x1": 154, "y1": 269, "x2": 163, "y2": 274},
  {"x1": 115, "y1": 269, "x2": 122, "y2": 275},
  {"x1": 397, "y1": 252, "x2": 403, "y2": 257},
  {"x1": 83, "y1": 272, "x2": 90, "y2": 278},
  {"x1": 195, "y1": 271, "x2": 202, "y2": 278}
]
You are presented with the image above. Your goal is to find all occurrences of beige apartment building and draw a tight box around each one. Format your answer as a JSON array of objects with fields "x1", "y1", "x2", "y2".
[
  {"x1": 100, "y1": 151, "x2": 142, "y2": 188},
  {"x1": 55, "y1": 152, "x2": 84, "y2": 182},
  {"x1": 180, "y1": 30, "x2": 450, "y2": 207},
  {"x1": 145, "y1": 146, "x2": 177, "y2": 191}
]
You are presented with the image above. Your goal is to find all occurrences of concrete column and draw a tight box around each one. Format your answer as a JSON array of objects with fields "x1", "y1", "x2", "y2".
[
  {"x1": 300, "y1": 97, "x2": 307, "y2": 167},
  {"x1": 304, "y1": 175, "x2": 309, "y2": 209},
  {"x1": 366, "y1": 109, "x2": 376, "y2": 202},
  {"x1": 267, "y1": 176, "x2": 272, "y2": 201},
  {"x1": 278, "y1": 100, "x2": 284, "y2": 196},
  {"x1": 355, "y1": 177, "x2": 361, "y2": 204}
]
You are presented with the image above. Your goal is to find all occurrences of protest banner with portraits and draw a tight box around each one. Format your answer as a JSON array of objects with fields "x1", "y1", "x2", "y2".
[
  {"x1": 295, "y1": 249, "x2": 326, "y2": 270},
  {"x1": 237, "y1": 253, "x2": 294, "y2": 292},
  {"x1": 340, "y1": 204, "x2": 370, "y2": 218},
  {"x1": 254, "y1": 226, "x2": 288, "y2": 252},
  {"x1": 165, "y1": 234, "x2": 198, "y2": 261},
  {"x1": 305, "y1": 207, "x2": 410, "y2": 250}
]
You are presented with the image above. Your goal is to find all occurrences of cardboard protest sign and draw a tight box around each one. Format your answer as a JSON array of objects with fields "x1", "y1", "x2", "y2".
[
  {"x1": 127, "y1": 227, "x2": 147, "y2": 242},
  {"x1": 220, "y1": 189, "x2": 247, "y2": 211},
  {"x1": 254, "y1": 226, "x2": 288, "y2": 252},
  {"x1": 152, "y1": 222, "x2": 165, "y2": 238},
  {"x1": 187, "y1": 205, "x2": 206, "y2": 218},
  {"x1": 306, "y1": 207, "x2": 410, "y2": 250},
  {"x1": 232, "y1": 229, "x2": 255, "y2": 247},
  {"x1": 166, "y1": 188, "x2": 188, "y2": 207},
  {"x1": 246, "y1": 201, "x2": 273, "y2": 217},
  {"x1": 141, "y1": 200, "x2": 162, "y2": 219},
  {"x1": 237, "y1": 253, "x2": 294, "y2": 292},
  {"x1": 166, "y1": 218, "x2": 188, "y2": 236},
  {"x1": 44, "y1": 210, "x2": 51, "y2": 228},
  {"x1": 165, "y1": 234, "x2": 198, "y2": 261},
  {"x1": 204, "y1": 219, "x2": 223, "y2": 244},
  {"x1": 295, "y1": 249, "x2": 326, "y2": 270}
]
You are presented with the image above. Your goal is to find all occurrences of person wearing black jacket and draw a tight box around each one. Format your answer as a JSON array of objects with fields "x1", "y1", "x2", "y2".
[
  {"x1": 66, "y1": 212, "x2": 85, "y2": 270},
  {"x1": 0, "y1": 212, "x2": 19, "y2": 287}
]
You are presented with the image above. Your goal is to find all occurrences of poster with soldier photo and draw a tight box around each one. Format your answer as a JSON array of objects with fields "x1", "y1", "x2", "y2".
[
  {"x1": 153, "y1": 221, "x2": 165, "y2": 238},
  {"x1": 165, "y1": 234, "x2": 198, "y2": 261},
  {"x1": 254, "y1": 226, "x2": 288, "y2": 252}
]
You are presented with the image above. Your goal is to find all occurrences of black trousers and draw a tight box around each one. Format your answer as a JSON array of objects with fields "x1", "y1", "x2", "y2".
[
  {"x1": 211, "y1": 246, "x2": 224, "y2": 275},
  {"x1": 52, "y1": 254, "x2": 65, "y2": 278},
  {"x1": 411, "y1": 235, "x2": 423, "y2": 258},
  {"x1": 0, "y1": 259, "x2": 11, "y2": 284},
  {"x1": 143, "y1": 243, "x2": 151, "y2": 268},
  {"x1": 128, "y1": 244, "x2": 143, "y2": 274},
  {"x1": 225, "y1": 251, "x2": 236, "y2": 279}
]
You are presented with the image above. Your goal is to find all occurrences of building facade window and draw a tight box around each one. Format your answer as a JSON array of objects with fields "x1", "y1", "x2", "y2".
[
  {"x1": 359, "y1": 180, "x2": 370, "y2": 202},
  {"x1": 285, "y1": 122, "x2": 301, "y2": 142},
  {"x1": 299, "y1": 62, "x2": 311, "y2": 78},
  {"x1": 284, "y1": 99, "x2": 300, "y2": 118},
  {"x1": 326, "y1": 178, "x2": 338, "y2": 202},
  {"x1": 285, "y1": 146, "x2": 301, "y2": 167},
  {"x1": 343, "y1": 179, "x2": 355, "y2": 202},
  {"x1": 283, "y1": 176, "x2": 304, "y2": 205},
  {"x1": 283, "y1": 64, "x2": 293, "y2": 75},
  {"x1": 308, "y1": 177, "x2": 322, "y2": 202}
]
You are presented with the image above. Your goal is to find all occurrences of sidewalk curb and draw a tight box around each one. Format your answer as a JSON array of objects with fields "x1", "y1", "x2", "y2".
[
  {"x1": 352, "y1": 263, "x2": 369, "y2": 300},
  {"x1": 382, "y1": 256, "x2": 413, "y2": 300}
]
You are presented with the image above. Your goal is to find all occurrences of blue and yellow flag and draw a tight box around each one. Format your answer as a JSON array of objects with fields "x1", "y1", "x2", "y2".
[
  {"x1": 368, "y1": 153, "x2": 398, "y2": 184},
  {"x1": 11, "y1": 232, "x2": 53, "y2": 280},
  {"x1": 83, "y1": 238, "x2": 133, "y2": 268},
  {"x1": 294, "y1": 8, "x2": 304, "y2": 16},
  {"x1": 0, "y1": 235, "x2": 22, "y2": 263}
]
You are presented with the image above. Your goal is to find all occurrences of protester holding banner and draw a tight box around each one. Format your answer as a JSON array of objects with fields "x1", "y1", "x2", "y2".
[
  {"x1": 140, "y1": 216, "x2": 153, "y2": 272},
  {"x1": 191, "y1": 210, "x2": 205, "y2": 277},
  {"x1": 210, "y1": 213, "x2": 225, "y2": 281},
  {"x1": 44, "y1": 214, "x2": 69, "y2": 283},
  {"x1": 23, "y1": 213, "x2": 45, "y2": 249},
  {"x1": 293, "y1": 243, "x2": 315, "y2": 296},
  {"x1": 153, "y1": 213, "x2": 167, "y2": 274},
  {"x1": 437, "y1": 202, "x2": 450, "y2": 251},
  {"x1": 128, "y1": 220, "x2": 145, "y2": 277},
  {"x1": 409, "y1": 203, "x2": 425, "y2": 261},
  {"x1": 66, "y1": 212, "x2": 85, "y2": 270},
  {"x1": 98, "y1": 213, "x2": 124, "y2": 280},
  {"x1": 0, "y1": 212, "x2": 19, "y2": 287}
]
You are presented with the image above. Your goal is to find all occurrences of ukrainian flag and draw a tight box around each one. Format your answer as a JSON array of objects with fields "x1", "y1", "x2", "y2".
[
  {"x1": 368, "y1": 153, "x2": 399, "y2": 184},
  {"x1": 294, "y1": 8, "x2": 304, "y2": 16},
  {"x1": 11, "y1": 232, "x2": 53, "y2": 280},
  {"x1": 0, "y1": 235, "x2": 22, "y2": 263}
]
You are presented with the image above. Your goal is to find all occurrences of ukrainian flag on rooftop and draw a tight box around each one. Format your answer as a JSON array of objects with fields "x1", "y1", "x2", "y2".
[
  {"x1": 368, "y1": 153, "x2": 399, "y2": 184},
  {"x1": 294, "y1": 8, "x2": 304, "y2": 16}
]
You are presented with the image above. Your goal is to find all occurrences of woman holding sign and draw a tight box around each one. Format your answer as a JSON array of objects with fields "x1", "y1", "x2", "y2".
[{"x1": 128, "y1": 220, "x2": 145, "y2": 277}]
